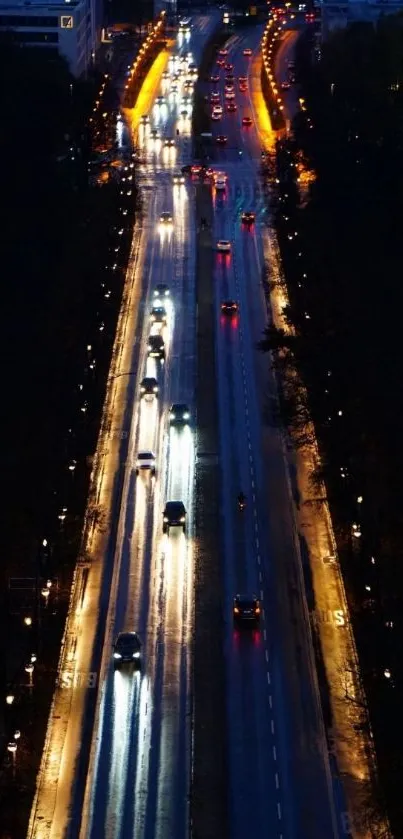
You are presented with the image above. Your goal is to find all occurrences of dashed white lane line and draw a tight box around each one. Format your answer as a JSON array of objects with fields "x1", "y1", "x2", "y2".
[
  {"x1": 259, "y1": 570, "x2": 262, "y2": 582},
  {"x1": 260, "y1": 588, "x2": 264, "y2": 599},
  {"x1": 263, "y1": 628, "x2": 267, "y2": 641},
  {"x1": 269, "y1": 694, "x2": 273, "y2": 709},
  {"x1": 271, "y1": 719, "x2": 275, "y2": 734},
  {"x1": 273, "y1": 745, "x2": 277, "y2": 761},
  {"x1": 267, "y1": 670, "x2": 271, "y2": 685},
  {"x1": 265, "y1": 649, "x2": 269, "y2": 662},
  {"x1": 277, "y1": 802, "x2": 282, "y2": 820},
  {"x1": 275, "y1": 772, "x2": 280, "y2": 789}
]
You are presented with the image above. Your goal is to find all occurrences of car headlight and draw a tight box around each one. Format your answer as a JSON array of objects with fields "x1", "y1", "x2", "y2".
[
  {"x1": 180, "y1": 516, "x2": 185, "y2": 522},
  {"x1": 153, "y1": 387, "x2": 158, "y2": 393},
  {"x1": 183, "y1": 413, "x2": 189, "y2": 420},
  {"x1": 114, "y1": 652, "x2": 122, "y2": 659},
  {"x1": 164, "y1": 516, "x2": 169, "y2": 522},
  {"x1": 170, "y1": 413, "x2": 175, "y2": 419},
  {"x1": 141, "y1": 387, "x2": 145, "y2": 393},
  {"x1": 148, "y1": 345, "x2": 151, "y2": 351},
  {"x1": 133, "y1": 652, "x2": 140, "y2": 659}
]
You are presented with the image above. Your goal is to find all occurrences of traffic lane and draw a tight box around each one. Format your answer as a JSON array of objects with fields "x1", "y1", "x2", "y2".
[
  {"x1": 84, "y1": 198, "x2": 175, "y2": 839},
  {"x1": 237, "y1": 212, "x2": 343, "y2": 837},
  {"x1": 213, "y1": 225, "x2": 285, "y2": 837},
  {"x1": 275, "y1": 30, "x2": 301, "y2": 124}
]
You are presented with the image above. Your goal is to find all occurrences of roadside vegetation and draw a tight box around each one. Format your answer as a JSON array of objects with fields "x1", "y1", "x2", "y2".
[
  {"x1": 261, "y1": 15, "x2": 403, "y2": 834},
  {"x1": 0, "y1": 42, "x2": 136, "y2": 836}
]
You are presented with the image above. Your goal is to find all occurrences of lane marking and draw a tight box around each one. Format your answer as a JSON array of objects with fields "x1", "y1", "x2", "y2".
[
  {"x1": 271, "y1": 719, "x2": 275, "y2": 734},
  {"x1": 263, "y1": 628, "x2": 266, "y2": 640},
  {"x1": 277, "y1": 803, "x2": 282, "y2": 820},
  {"x1": 273, "y1": 745, "x2": 277, "y2": 761},
  {"x1": 269, "y1": 694, "x2": 272, "y2": 708},
  {"x1": 265, "y1": 649, "x2": 269, "y2": 662},
  {"x1": 267, "y1": 670, "x2": 271, "y2": 684},
  {"x1": 275, "y1": 772, "x2": 279, "y2": 789}
]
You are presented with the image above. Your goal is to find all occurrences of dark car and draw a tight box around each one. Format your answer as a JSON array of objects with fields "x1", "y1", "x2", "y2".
[
  {"x1": 113, "y1": 631, "x2": 141, "y2": 667},
  {"x1": 169, "y1": 403, "x2": 190, "y2": 425},
  {"x1": 181, "y1": 164, "x2": 192, "y2": 174},
  {"x1": 241, "y1": 211, "x2": 255, "y2": 224},
  {"x1": 242, "y1": 116, "x2": 253, "y2": 126},
  {"x1": 216, "y1": 135, "x2": 228, "y2": 145},
  {"x1": 226, "y1": 102, "x2": 237, "y2": 112},
  {"x1": 163, "y1": 501, "x2": 187, "y2": 534},
  {"x1": 221, "y1": 300, "x2": 239, "y2": 316},
  {"x1": 154, "y1": 283, "x2": 170, "y2": 299},
  {"x1": 150, "y1": 305, "x2": 167, "y2": 325},
  {"x1": 233, "y1": 594, "x2": 261, "y2": 625},
  {"x1": 147, "y1": 334, "x2": 165, "y2": 360},
  {"x1": 140, "y1": 376, "x2": 159, "y2": 398}
]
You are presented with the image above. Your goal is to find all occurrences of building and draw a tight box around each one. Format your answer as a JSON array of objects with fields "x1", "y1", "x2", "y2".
[
  {"x1": 320, "y1": 0, "x2": 403, "y2": 36},
  {"x1": 0, "y1": 0, "x2": 103, "y2": 75}
]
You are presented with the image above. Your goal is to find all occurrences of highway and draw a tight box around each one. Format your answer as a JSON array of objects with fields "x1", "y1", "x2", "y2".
[
  {"x1": 27, "y1": 15, "x2": 353, "y2": 839},
  {"x1": 208, "y1": 28, "x2": 348, "y2": 838},
  {"x1": 78, "y1": 17, "x2": 218, "y2": 839}
]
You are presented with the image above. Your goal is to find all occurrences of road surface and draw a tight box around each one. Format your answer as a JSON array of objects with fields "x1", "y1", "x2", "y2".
[{"x1": 206, "y1": 27, "x2": 348, "y2": 839}]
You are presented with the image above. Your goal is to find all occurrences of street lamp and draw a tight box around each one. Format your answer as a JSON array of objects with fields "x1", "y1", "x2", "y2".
[
  {"x1": 24, "y1": 616, "x2": 32, "y2": 627},
  {"x1": 5, "y1": 694, "x2": 14, "y2": 706}
]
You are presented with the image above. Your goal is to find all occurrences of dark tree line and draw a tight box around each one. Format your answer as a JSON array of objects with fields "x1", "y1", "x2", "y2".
[{"x1": 261, "y1": 16, "x2": 403, "y2": 833}]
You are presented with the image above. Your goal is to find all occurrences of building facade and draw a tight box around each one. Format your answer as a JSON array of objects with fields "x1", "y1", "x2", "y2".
[{"x1": 0, "y1": 0, "x2": 102, "y2": 75}]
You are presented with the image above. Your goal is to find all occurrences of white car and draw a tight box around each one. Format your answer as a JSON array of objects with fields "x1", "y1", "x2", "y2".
[
  {"x1": 215, "y1": 179, "x2": 226, "y2": 190},
  {"x1": 136, "y1": 451, "x2": 156, "y2": 475},
  {"x1": 217, "y1": 240, "x2": 231, "y2": 252},
  {"x1": 173, "y1": 172, "x2": 185, "y2": 185}
]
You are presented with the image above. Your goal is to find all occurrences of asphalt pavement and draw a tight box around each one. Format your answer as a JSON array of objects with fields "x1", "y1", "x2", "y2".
[{"x1": 207, "y1": 26, "x2": 348, "y2": 839}]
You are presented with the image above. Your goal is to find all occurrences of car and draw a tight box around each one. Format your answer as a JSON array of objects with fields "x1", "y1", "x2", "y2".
[
  {"x1": 241, "y1": 211, "x2": 255, "y2": 224},
  {"x1": 217, "y1": 58, "x2": 225, "y2": 67},
  {"x1": 281, "y1": 81, "x2": 291, "y2": 90},
  {"x1": 212, "y1": 111, "x2": 222, "y2": 121},
  {"x1": 225, "y1": 84, "x2": 234, "y2": 93},
  {"x1": 191, "y1": 164, "x2": 203, "y2": 176},
  {"x1": 210, "y1": 74, "x2": 220, "y2": 83},
  {"x1": 150, "y1": 305, "x2": 167, "y2": 324},
  {"x1": 155, "y1": 95, "x2": 166, "y2": 105},
  {"x1": 113, "y1": 631, "x2": 141, "y2": 667},
  {"x1": 221, "y1": 300, "x2": 239, "y2": 315},
  {"x1": 225, "y1": 63, "x2": 233, "y2": 71},
  {"x1": 233, "y1": 594, "x2": 261, "y2": 625},
  {"x1": 238, "y1": 75, "x2": 247, "y2": 83},
  {"x1": 218, "y1": 48, "x2": 228, "y2": 56},
  {"x1": 140, "y1": 376, "x2": 159, "y2": 398},
  {"x1": 215, "y1": 178, "x2": 226, "y2": 190},
  {"x1": 136, "y1": 451, "x2": 156, "y2": 475},
  {"x1": 216, "y1": 135, "x2": 228, "y2": 145},
  {"x1": 148, "y1": 334, "x2": 165, "y2": 359},
  {"x1": 154, "y1": 283, "x2": 170, "y2": 299},
  {"x1": 288, "y1": 72, "x2": 296, "y2": 83},
  {"x1": 163, "y1": 501, "x2": 187, "y2": 534},
  {"x1": 225, "y1": 73, "x2": 234, "y2": 82},
  {"x1": 204, "y1": 166, "x2": 214, "y2": 179},
  {"x1": 164, "y1": 138, "x2": 175, "y2": 147},
  {"x1": 239, "y1": 83, "x2": 247, "y2": 92},
  {"x1": 287, "y1": 59, "x2": 295, "y2": 69},
  {"x1": 211, "y1": 92, "x2": 221, "y2": 102},
  {"x1": 149, "y1": 128, "x2": 161, "y2": 139},
  {"x1": 213, "y1": 105, "x2": 223, "y2": 115},
  {"x1": 225, "y1": 90, "x2": 235, "y2": 100},
  {"x1": 181, "y1": 164, "x2": 192, "y2": 174},
  {"x1": 242, "y1": 116, "x2": 253, "y2": 126},
  {"x1": 216, "y1": 239, "x2": 231, "y2": 252},
  {"x1": 169, "y1": 403, "x2": 190, "y2": 425},
  {"x1": 226, "y1": 102, "x2": 237, "y2": 112},
  {"x1": 140, "y1": 114, "x2": 150, "y2": 124},
  {"x1": 160, "y1": 212, "x2": 173, "y2": 224},
  {"x1": 173, "y1": 171, "x2": 185, "y2": 186},
  {"x1": 243, "y1": 48, "x2": 252, "y2": 56}
]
